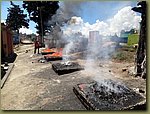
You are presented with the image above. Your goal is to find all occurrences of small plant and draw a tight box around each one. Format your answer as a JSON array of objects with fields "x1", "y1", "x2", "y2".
[
  {"x1": 121, "y1": 45, "x2": 136, "y2": 52},
  {"x1": 112, "y1": 51, "x2": 135, "y2": 62},
  {"x1": 114, "y1": 52, "x2": 126, "y2": 60}
]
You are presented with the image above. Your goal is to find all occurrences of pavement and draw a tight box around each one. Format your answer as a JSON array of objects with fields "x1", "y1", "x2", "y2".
[
  {"x1": 1, "y1": 44, "x2": 146, "y2": 110},
  {"x1": 1, "y1": 63, "x2": 14, "y2": 88}
]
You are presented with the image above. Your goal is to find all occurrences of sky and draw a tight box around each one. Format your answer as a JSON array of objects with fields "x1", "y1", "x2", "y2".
[
  {"x1": 80, "y1": 1, "x2": 139, "y2": 24},
  {"x1": 1, "y1": 1, "x2": 140, "y2": 35},
  {"x1": 1, "y1": 1, "x2": 37, "y2": 34}
]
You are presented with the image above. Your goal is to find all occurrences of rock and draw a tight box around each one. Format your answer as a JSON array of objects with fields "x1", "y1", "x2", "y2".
[
  {"x1": 53, "y1": 79, "x2": 61, "y2": 83},
  {"x1": 25, "y1": 50, "x2": 28, "y2": 53},
  {"x1": 139, "y1": 89, "x2": 145, "y2": 93},
  {"x1": 128, "y1": 66, "x2": 136, "y2": 76},
  {"x1": 38, "y1": 58, "x2": 46, "y2": 63},
  {"x1": 99, "y1": 64, "x2": 103, "y2": 67},
  {"x1": 122, "y1": 68, "x2": 127, "y2": 72},
  {"x1": 31, "y1": 69, "x2": 35, "y2": 71},
  {"x1": 30, "y1": 54, "x2": 34, "y2": 57}
]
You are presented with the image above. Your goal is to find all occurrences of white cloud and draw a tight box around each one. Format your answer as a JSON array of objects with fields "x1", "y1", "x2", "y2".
[
  {"x1": 61, "y1": 6, "x2": 141, "y2": 37},
  {"x1": 107, "y1": 6, "x2": 141, "y2": 36},
  {"x1": 1, "y1": 20, "x2": 6, "y2": 24},
  {"x1": 19, "y1": 27, "x2": 34, "y2": 35}
]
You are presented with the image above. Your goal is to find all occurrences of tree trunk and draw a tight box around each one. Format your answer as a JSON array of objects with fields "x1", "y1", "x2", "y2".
[{"x1": 132, "y1": 1, "x2": 146, "y2": 79}]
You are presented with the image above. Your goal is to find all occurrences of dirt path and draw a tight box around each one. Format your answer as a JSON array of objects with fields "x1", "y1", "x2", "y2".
[
  {"x1": 1, "y1": 44, "x2": 87, "y2": 110},
  {"x1": 1, "y1": 44, "x2": 146, "y2": 110}
]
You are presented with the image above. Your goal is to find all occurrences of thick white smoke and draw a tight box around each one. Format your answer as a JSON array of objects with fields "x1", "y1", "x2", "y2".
[
  {"x1": 62, "y1": 41, "x2": 74, "y2": 61},
  {"x1": 46, "y1": 1, "x2": 84, "y2": 49},
  {"x1": 48, "y1": 3, "x2": 141, "y2": 91},
  {"x1": 60, "y1": 6, "x2": 141, "y2": 62}
]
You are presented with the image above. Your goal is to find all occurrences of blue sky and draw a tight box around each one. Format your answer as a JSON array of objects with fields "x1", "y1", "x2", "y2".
[
  {"x1": 80, "y1": 1, "x2": 138, "y2": 24},
  {"x1": 1, "y1": 1, "x2": 139, "y2": 34},
  {"x1": 1, "y1": 1, "x2": 37, "y2": 34}
]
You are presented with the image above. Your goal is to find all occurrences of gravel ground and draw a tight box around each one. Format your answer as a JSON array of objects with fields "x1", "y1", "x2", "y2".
[{"x1": 1, "y1": 44, "x2": 146, "y2": 110}]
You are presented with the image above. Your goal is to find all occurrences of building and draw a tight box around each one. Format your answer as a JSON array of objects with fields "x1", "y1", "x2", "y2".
[
  {"x1": 89, "y1": 31, "x2": 99, "y2": 43},
  {"x1": 89, "y1": 31, "x2": 102, "y2": 46},
  {"x1": 110, "y1": 29, "x2": 139, "y2": 45},
  {"x1": 1, "y1": 23, "x2": 14, "y2": 58}
]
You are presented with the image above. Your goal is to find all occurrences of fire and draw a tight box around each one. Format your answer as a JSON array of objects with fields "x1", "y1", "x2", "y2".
[
  {"x1": 44, "y1": 48, "x2": 63, "y2": 58},
  {"x1": 51, "y1": 52, "x2": 62, "y2": 57},
  {"x1": 42, "y1": 48, "x2": 55, "y2": 53}
]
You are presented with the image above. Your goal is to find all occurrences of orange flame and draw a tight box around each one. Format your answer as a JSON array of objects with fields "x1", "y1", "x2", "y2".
[
  {"x1": 42, "y1": 48, "x2": 55, "y2": 53},
  {"x1": 44, "y1": 48, "x2": 63, "y2": 57}
]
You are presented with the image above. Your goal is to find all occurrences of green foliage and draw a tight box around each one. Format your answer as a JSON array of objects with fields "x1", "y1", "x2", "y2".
[
  {"x1": 127, "y1": 34, "x2": 139, "y2": 46},
  {"x1": 112, "y1": 46, "x2": 136, "y2": 62},
  {"x1": 22, "y1": 1, "x2": 59, "y2": 36},
  {"x1": 113, "y1": 52, "x2": 126, "y2": 60},
  {"x1": 120, "y1": 45, "x2": 137, "y2": 52},
  {"x1": 6, "y1": 1, "x2": 29, "y2": 32}
]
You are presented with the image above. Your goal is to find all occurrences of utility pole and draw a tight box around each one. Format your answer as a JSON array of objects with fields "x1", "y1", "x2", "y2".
[
  {"x1": 37, "y1": 6, "x2": 44, "y2": 44},
  {"x1": 40, "y1": 7, "x2": 44, "y2": 44}
]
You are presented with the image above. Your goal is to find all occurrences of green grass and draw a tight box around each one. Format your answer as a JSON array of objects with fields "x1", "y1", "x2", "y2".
[
  {"x1": 112, "y1": 46, "x2": 136, "y2": 62},
  {"x1": 121, "y1": 45, "x2": 137, "y2": 52}
]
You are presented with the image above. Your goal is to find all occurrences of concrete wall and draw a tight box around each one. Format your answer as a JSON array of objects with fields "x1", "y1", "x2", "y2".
[{"x1": 1, "y1": 23, "x2": 14, "y2": 57}]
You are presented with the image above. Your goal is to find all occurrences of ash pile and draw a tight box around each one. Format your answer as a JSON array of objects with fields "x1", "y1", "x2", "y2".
[
  {"x1": 52, "y1": 61, "x2": 84, "y2": 75},
  {"x1": 73, "y1": 79, "x2": 146, "y2": 110}
]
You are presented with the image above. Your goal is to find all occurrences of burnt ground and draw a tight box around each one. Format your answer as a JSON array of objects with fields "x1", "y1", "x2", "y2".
[{"x1": 1, "y1": 44, "x2": 146, "y2": 110}]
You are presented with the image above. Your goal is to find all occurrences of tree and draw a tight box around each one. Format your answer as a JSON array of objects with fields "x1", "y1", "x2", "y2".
[
  {"x1": 6, "y1": 1, "x2": 29, "y2": 34},
  {"x1": 22, "y1": 1, "x2": 59, "y2": 43},
  {"x1": 132, "y1": 1, "x2": 146, "y2": 79}
]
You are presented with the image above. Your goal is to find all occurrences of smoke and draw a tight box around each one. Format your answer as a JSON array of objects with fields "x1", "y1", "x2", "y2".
[
  {"x1": 45, "y1": 1, "x2": 84, "y2": 49},
  {"x1": 47, "y1": 4, "x2": 140, "y2": 64},
  {"x1": 46, "y1": 2, "x2": 141, "y2": 85},
  {"x1": 95, "y1": 79, "x2": 129, "y2": 94},
  {"x1": 62, "y1": 41, "x2": 74, "y2": 61},
  {"x1": 47, "y1": 2, "x2": 141, "y2": 51},
  {"x1": 59, "y1": 6, "x2": 140, "y2": 87},
  {"x1": 47, "y1": 3, "x2": 140, "y2": 55},
  {"x1": 49, "y1": 1, "x2": 83, "y2": 26},
  {"x1": 59, "y1": 6, "x2": 141, "y2": 62}
]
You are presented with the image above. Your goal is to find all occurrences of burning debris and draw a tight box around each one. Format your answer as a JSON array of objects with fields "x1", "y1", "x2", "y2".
[
  {"x1": 44, "y1": 52, "x2": 63, "y2": 61},
  {"x1": 52, "y1": 61, "x2": 84, "y2": 75},
  {"x1": 73, "y1": 79, "x2": 146, "y2": 110},
  {"x1": 44, "y1": 48, "x2": 63, "y2": 61},
  {"x1": 41, "y1": 48, "x2": 55, "y2": 55}
]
